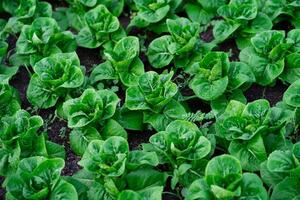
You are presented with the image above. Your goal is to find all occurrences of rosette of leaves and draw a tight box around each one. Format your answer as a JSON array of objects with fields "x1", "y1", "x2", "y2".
[
  {"x1": 1, "y1": 0, "x2": 52, "y2": 35},
  {"x1": 184, "y1": 0, "x2": 228, "y2": 31},
  {"x1": 260, "y1": 142, "x2": 300, "y2": 200},
  {"x1": 215, "y1": 100, "x2": 269, "y2": 171},
  {"x1": 27, "y1": 52, "x2": 84, "y2": 109},
  {"x1": 215, "y1": 99, "x2": 291, "y2": 171},
  {"x1": 63, "y1": 88, "x2": 119, "y2": 129},
  {"x1": 71, "y1": 136, "x2": 166, "y2": 200},
  {"x1": 262, "y1": 0, "x2": 300, "y2": 28},
  {"x1": 0, "y1": 84, "x2": 20, "y2": 118},
  {"x1": 63, "y1": 88, "x2": 128, "y2": 156},
  {"x1": 213, "y1": 0, "x2": 272, "y2": 49},
  {"x1": 5, "y1": 156, "x2": 78, "y2": 200},
  {"x1": 10, "y1": 17, "x2": 77, "y2": 67},
  {"x1": 64, "y1": 0, "x2": 124, "y2": 31},
  {"x1": 185, "y1": 155, "x2": 268, "y2": 200},
  {"x1": 143, "y1": 120, "x2": 212, "y2": 190},
  {"x1": 76, "y1": 5, "x2": 125, "y2": 49},
  {"x1": 240, "y1": 29, "x2": 300, "y2": 86},
  {"x1": 78, "y1": 137, "x2": 130, "y2": 177},
  {"x1": 129, "y1": 0, "x2": 182, "y2": 32},
  {"x1": 125, "y1": 71, "x2": 186, "y2": 131},
  {"x1": 90, "y1": 36, "x2": 144, "y2": 87},
  {"x1": 147, "y1": 17, "x2": 201, "y2": 69},
  {"x1": 188, "y1": 52, "x2": 230, "y2": 101},
  {"x1": 0, "y1": 110, "x2": 65, "y2": 176},
  {"x1": 2, "y1": 0, "x2": 52, "y2": 19}
]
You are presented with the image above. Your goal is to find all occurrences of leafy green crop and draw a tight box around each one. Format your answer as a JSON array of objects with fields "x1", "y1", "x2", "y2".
[
  {"x1": 0, "y1": 110, "x2": 65, "y2": 176},
  {"x1": 63, "y1": 88, "x2": 119, "y2": 128},
  {"x1": 63, "y1": 88, "x2": 128, "y2": 155},
  {"x1": 263, "y1": 0, "x2": 300, "y2": 28},
  {"x1": 215, "y1": 99, "x2": 291, "y2": 171},
  {"x1": 147, "y1": 17, "x2": 201, "y2": 68},
  {"x1": 2, "y1": 1, "x2": 300, "y2": 199},
  {"x1": 27, "y1": 52, "x2": 84, "y2": 108},
  {"x1": 129, "y1": 0, "x2": 182, "y2": 33},
  {"x1": 90, "y1": 36, "x2": 144, "y2": 87},
  {"x1": 213, "y1": 0, "x2": 272, "y2": 49},
  {"x1": 240, "y1": 29, "x2": 300, "y2": 85},
  {"x1": 76, "y1": 5, "x2": 124, "y2": 49},
  {"x1": 186, "y1": 154, "x2": 268, "y2": 200},
  {"x1": 0, "y1": 0, "x2": 52, "y2": 37},
  {"x1": 125, "y1": 71, "x2": 186, "y2": 131},
  {"x1": 64, "y1": 0, "x2": 124, "y2": 31},
  {"x1": 143, "y1": 120, "x2": 213, "y2": 191},
  {"x1": 5, "y1": 156, "x2": 77, "y2": 199},
  {"x1": 70, "y1": 136, "x2": 167, "y2": 199},
  {"x1": 11, "y1": 17, "x2": 77, "y2": 67}
]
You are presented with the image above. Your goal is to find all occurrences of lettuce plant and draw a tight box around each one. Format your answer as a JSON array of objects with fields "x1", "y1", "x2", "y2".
[
  {"x1": 216, "y1": 99, "x2": 291, "y2": 171},
  {"x1": 147, "y1": 17, "x2": 201, "y2": 68},
  {"x1": 213, "y1": 0, "x2": 272, "y2": 49},
  {"x1": 262, "y1": 0, "x2": 300, "y2": 28},
  {"x1": 260, "y1": 142, "x2": 300, "y2": 200},
  {"x1": 261, "y1": 142, "x2": 300, "y2": 186},
  {"x1": 0, "y1": 110, "x2": 65, "y2": 176},
  {"x1": 188, "y1": 52, "x2": 230, "y2": 101},
  {"x1": 65, "y1": 0, "x2": 124, "y2": 31},
  {"x1": 10, "y1": 17, "x2": 77, "y2": 67},
  {"x1": 63, "y1": 88, "x2": 128, "y2": 155},
  {"x1": 71, "y1": 136, "x2": 166, "y2": 200},
  {"x1": 76, "y1": 5, "x2": 125, "y2": 49},
  {"x1": 129, "y1": 0, "x2": 182, "y2": 32},
  {"x1": 216, "y1": 100, "x2": 269, "y2": 171},
  {"x1": 5, "y1": 156, "x2": 77, "y2": 199},
  {"x1": 1, "y1": 0, "x2": 52, "y2": 35},
  {"x1": 240, "y1": 29, "x2": 300, "y2": 85},
  {"x1": 125, "y1": 71, "x2": 186, "y2": 131},
  {"x1": 0, "y1": 84, "x2": 20, "y2": 118},
  {"x1": 90, "y1": 36, "x2": 144, "y2": 87},
  {"x1": 143, "y1": 120, "x2": 212, "y2": 189},
  {"x1": 27, "y1": 52, "x2": 84, "y2": 108},
  {"x1": 63, "y1": 88, "x2": 119, "y2": 128},
  {"x1": 185, "y1": 154, "x2": 268, "y2": 200},
  {"x1": 2, "y1": 0, "x2": 52, "y2": 19}
]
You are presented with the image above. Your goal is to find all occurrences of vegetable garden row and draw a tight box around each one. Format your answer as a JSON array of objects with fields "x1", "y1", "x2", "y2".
[{"x1": 1, "y1": 0, "x2": 300, "y2": 199}]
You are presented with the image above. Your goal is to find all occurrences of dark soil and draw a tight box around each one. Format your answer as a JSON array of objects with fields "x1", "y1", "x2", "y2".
[
  {"x1": 245, "y1": 81, "x2": 288, "y2": 106},
  {"x1": 0, "y1": 177, "x2": 4, "y2": 200},
  {"x1": 128, "y1": 130, "x2": 154, "y2": 150},
  {"x1": 219, "y1": 38, "x2": 240, "y2": 61},
  {"x1": 77, "y1": 47, "x2": 102, "y2": 74},
  {"x1": 201, "y1": 26, "x2": 214, "y2": 42}
]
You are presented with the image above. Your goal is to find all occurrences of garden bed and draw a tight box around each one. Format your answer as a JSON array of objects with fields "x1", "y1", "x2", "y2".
[{"x1": 1, "y1": 0, "x2": 300, "y2": 200}]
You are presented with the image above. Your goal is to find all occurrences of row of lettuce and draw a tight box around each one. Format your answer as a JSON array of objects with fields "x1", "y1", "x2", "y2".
[{"x1": 1, "y1": 0, "x2": 300, "y2": 199}]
